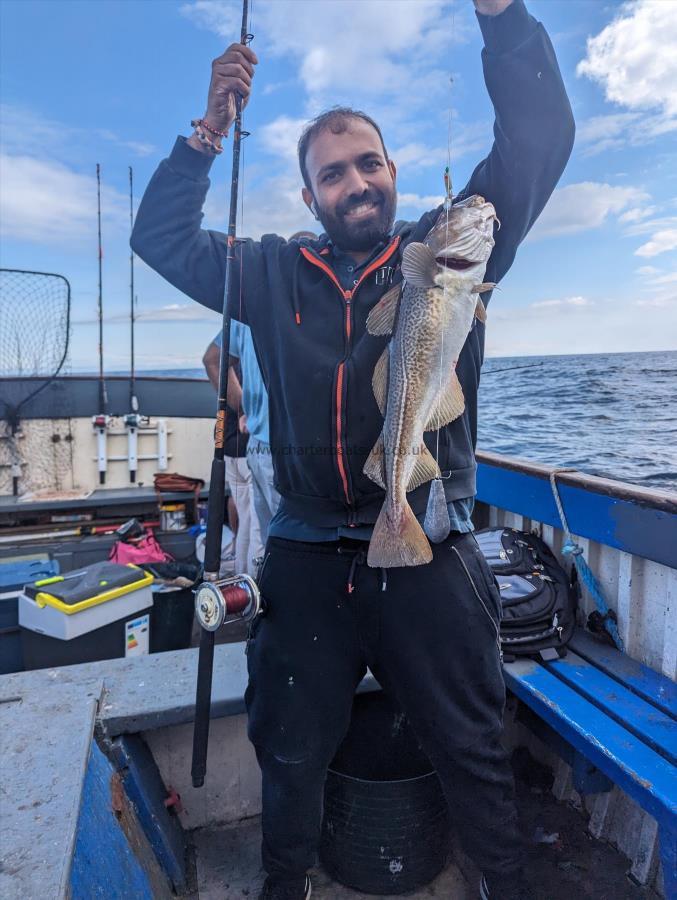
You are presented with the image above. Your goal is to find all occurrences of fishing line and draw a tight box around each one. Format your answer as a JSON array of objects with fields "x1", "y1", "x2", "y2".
[
  {"x1": 434, "y1": 70, "x2": 455, "y2": 473},
  {"x1": 233, "y1": 0, "x2": 253, "y2": 499}
]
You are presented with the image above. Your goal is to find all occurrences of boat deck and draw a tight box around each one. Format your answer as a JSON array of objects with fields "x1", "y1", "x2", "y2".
[{"x1": 186, "y1": 764, "x2": 653, "y2": 900}]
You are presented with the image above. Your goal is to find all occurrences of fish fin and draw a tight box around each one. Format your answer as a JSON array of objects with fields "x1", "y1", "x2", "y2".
[
  {"x1": 424, "y1": 370, "x2": 466, "y2": 431},
  {"x1": 406, "y1": 443, "x2": 441, "y2": 492},
  {"x1": 368, "y1": 501, "x2": 433, "y2": 568},
  {"x1": 366, "y1": 283, "x2": 401, "y2": 336},
  {"x1": 371, "y1": 349, "x2": 389, "y2": 416},
  {"x1": 363, "y1": 432, "x2": 386, "y2": 489},
  {"x1": 472, "y1": 284, "x2": 494, "y2": 299},
  {"x1": 424, "y1": 477, "x2": 451, "y2": 543},
  {"x1": 474, "y1": 297, "x2": 487, "y2": 322},
  {"x1": 401, "y1": 242, "x2": 438, "y2": 287}
]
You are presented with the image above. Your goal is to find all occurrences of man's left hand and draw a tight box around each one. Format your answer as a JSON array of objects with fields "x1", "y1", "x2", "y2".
[{"x1": 473, "y1": 0, "x2": 513, "y2": 15}]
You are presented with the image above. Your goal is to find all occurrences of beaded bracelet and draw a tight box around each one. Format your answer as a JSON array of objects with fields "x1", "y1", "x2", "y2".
[
  {"x1": 191, "y1": 117, "x2": 229, "y2": 138},
  {"x1": 192, "y1": 123, "x2": 223, "y2": 155}
]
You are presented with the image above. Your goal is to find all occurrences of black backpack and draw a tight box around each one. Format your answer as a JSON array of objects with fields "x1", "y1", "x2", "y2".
[{"x1": 475, "y1": 527, "x2": 578, "y2": 660}]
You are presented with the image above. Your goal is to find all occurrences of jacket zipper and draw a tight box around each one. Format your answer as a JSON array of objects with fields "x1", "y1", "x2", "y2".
[
  {"x1": 300, "y1": 238, "x2": 401, "y2": 508},
  {"x1": 452, "y1": 545, "x2": 503, "y2": 662}
]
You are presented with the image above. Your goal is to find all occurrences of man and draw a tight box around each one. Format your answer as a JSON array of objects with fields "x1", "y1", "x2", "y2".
[
  {"x1": 226, "y1": 318, "x2": 281, "y2": 541},
  {"x1": 132, "y1": 1, "x2": 574, "y2": 897},
  {"x1": 202, "y1": 335, "x2": 260, "y2": 576}
]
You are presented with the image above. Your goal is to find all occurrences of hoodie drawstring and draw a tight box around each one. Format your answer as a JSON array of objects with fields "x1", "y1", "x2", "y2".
[{"x1": 339, "y1": 546, "x2": 388, "y2": 595}]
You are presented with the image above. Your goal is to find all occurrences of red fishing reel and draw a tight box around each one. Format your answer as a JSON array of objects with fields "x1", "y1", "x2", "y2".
[{"x1": 194, "y1": 573, "x2": 262, "y2": 631}]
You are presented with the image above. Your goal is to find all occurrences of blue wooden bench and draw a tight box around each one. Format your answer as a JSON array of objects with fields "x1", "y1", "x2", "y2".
[{"x1": 503, "y1": 628, "x2": 677, "y2": 897}]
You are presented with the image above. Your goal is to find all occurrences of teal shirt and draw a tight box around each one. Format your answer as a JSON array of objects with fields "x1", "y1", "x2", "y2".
[
  {"x1": 268, "y1": 240, "x2": 475, "y2": 541},
  {"x1": 215, "y1": 322, "x2": 269, "y2": 445}
]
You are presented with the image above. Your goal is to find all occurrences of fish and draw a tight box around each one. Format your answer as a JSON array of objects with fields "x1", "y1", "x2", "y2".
[{"x1": 364, "y1": 194, "x2": 498, "y2": 568}]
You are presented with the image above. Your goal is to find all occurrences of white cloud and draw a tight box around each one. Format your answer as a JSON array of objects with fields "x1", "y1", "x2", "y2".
[
  {"x1": 635, "y1": 265, "x2": 660, "y2": 276},
  {"x1": 391, "y1": 120, "x2": 491, "y2": 171},
  {"x1": 528, "y1": 182, "x2": 650, "y2": 240},
  {"x1": 0, "y1": 104, "x2": 155, "y2": 161},
  {"x1": 137, "y1": 304, "x2": 221, "y2": 323},
  {"x1": 397, "y1": 192, "x2": 444, "y2": 213},
  {"x1": 0, "y1": 154, "x2": 127, "y2": 245},
  {"x1": 531, "y1": 296, "x2": 591, "y2": 309},
  {"x1": 618, "y1": 206, "x2": 656, "y2": 224},
  {"x1": 485, "y1": 295, "x2": 677, "y2": 357},
  {"x1": 179, "y1": 1, "x2": 478, "y2": 240},
  {"x1": 577, "y1": 1, "x2": 677, "y2": 116},
  {"x1": 635, "y1": 228, "x2": 677, "y2": 258},
  {"x1": 180, "y1": 0, "x2": 470, "y2": 111},
  {"x1": 73, "y1": 303, "x2": 221, "y2": 325},
  {"x1": 178, "y1": 0, "x2": 241, "y2": 39},
  {"x1": 576, "y1": 1, "x2": 677, "y2": 149},
  {"x1": 258, "y1": 116, "x2": 307, "y2": 164},
  {"x1": 649, "y1": 271, "x2": 677, "y2": 286},
  {"x1": 575, "y1": 110, "x2": 677, "y2": 156},
  {"x1": 635, "y1": 296, "x2": 677, "y2": 309}
]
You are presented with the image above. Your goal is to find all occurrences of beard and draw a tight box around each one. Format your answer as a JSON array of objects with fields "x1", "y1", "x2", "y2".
[{"x1": 315, "y1": 185, "x2": 397, "y2": 253}]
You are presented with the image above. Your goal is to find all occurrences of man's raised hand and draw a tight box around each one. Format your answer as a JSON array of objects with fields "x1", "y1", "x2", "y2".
[{"x1": 205, "y1": 43, "x2": 258, "y2": 135}]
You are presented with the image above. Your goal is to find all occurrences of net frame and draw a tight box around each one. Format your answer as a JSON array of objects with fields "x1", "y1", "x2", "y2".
[{"x1": 0, "y1": 268, "x2": 71, "y2": 415}]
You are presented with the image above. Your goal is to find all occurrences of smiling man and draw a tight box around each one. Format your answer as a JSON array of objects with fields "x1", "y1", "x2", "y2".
[{"x1": 132, "y1": 1, "x2": 574, "y2": 897}]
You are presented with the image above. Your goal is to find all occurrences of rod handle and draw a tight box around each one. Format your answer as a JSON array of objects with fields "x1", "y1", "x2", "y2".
[
  {"x1": 204, "y1": 457, "x2": 226, "y2": 574},
  {"x1": 191, "y1": 627, "x2": 216, "y2": 788}
]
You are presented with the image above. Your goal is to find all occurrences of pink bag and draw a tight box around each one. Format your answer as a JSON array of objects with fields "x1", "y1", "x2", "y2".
[{"x1": 109, "y1": 530, "x2": 172, "y2": 566}]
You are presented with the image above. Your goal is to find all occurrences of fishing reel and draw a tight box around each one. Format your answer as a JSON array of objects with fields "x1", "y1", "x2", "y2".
[{"x1": 194, "y1": 573, "x2": 262, "y2": 631}]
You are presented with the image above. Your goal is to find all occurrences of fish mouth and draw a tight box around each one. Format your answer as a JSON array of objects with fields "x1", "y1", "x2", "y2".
[{"x1": 435, "y1": 256, "x2": 476, "y2": 271}]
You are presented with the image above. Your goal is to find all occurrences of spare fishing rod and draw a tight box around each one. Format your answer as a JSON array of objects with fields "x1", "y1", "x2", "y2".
[
  {"x1": 483, "y1": 362, "x2": 544, "y2": 376},
  {"x1": 191, "y1": 0, "x2": 261, "y2": 790},
  {"x1": 93, "y1": 163, "x2": 110, "y2": 485},
  {"x1": 125, "y1": 166, "x2": 141, "y2": 483}
]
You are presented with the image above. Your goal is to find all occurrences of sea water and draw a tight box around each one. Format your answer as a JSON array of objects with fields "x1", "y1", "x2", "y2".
[
  {"x1": 478, "y1": 349, "x2": 676, "y2": 491},
  {"x1": 152, "y1": 349, "x2": 677, "y2": 492}
]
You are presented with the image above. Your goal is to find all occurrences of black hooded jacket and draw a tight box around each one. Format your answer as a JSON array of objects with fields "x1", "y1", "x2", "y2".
[{"x1": 131, "y1": 0, "x2": 574, "y2": 529}]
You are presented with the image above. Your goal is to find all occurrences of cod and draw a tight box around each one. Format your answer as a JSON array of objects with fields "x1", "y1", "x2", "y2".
[{"x1": 364, "y1": 195, "x2": 498, "y2": 568}]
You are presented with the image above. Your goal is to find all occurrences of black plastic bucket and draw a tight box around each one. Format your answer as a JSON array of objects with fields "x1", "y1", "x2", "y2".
[{"x1": 320, "y1": 691, "x2": 450, "y2": 895}]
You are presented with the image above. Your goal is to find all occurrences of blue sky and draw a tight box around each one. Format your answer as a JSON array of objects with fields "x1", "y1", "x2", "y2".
[{"x1": 1, "y1": 0, "x2": 676, "y2": 371}]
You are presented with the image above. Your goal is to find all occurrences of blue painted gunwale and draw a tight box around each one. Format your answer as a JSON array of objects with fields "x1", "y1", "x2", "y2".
[{"x1": 476, "y1": 450, "x2": 677, "y2": 570}]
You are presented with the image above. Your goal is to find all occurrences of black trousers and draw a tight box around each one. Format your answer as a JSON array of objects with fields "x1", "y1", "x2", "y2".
[{"x1": 244, "y1": 532, "x2": 524, "y2": 882}]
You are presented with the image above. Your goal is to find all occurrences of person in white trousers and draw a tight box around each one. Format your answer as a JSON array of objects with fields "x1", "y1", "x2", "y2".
[{"x1": 203, "y1": 336, "x2": 262, "y2": 576}]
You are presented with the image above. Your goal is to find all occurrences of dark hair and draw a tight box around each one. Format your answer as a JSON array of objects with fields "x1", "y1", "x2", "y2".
[{"x1": 297, "y1": 106, "x2": 388, "y2": 190}]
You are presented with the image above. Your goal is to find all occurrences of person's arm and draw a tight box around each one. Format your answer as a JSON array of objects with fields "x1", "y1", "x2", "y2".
[
  {"x1": 456, "y1": 0, "x2": 575, "y2": 291},
  {"x1": 227, "y1": 360, "x2": 243, "y2": 412},
  {"x1": 130, "y1": 44, "x2": 260, "y2": 319},
  {"x1": 202, "y1": 340, "x2": 221, "y2": 392}
]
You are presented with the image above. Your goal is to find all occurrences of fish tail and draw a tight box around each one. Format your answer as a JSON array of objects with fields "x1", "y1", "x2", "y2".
[{"x1": 368, "y1": 499, "x2": 433, "y2": 568}]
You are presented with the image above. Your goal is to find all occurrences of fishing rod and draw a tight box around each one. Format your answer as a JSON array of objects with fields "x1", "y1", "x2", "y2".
[
  {"x1": 483, "y1": 362, "x2": 544, "y2": 376},
  {"x1": 125, "y1": 166, "x2": 140, "y2": 483},
  {"x1": 129, "y1": 166, "x2": 138, "y2": 415},
  {"x1": 191, "y1": 0, "x2": 261, "y2": 790},
  {"x1": 93, "y1": 163, "x2": 109, "y2": 485}
]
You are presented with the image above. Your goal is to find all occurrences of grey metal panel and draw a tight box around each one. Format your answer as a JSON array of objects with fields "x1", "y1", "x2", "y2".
[
  {"x1": 0, "y1": 643, "x2": 380, "y2": 740},
  {"x1": 0, "y1": 677, "x2": 103, "y2": 900},
  {"x1": 1, "y1": 376, "x2": 215, "y2": 420},
  {"x1": 0, "y1": 485, "x2": 209, "y2": 518}
]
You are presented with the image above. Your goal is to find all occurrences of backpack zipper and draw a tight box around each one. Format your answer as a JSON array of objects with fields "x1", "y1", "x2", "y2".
[{"x1": 502, "y1": 615, "x2": 563, "y2": 644}]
